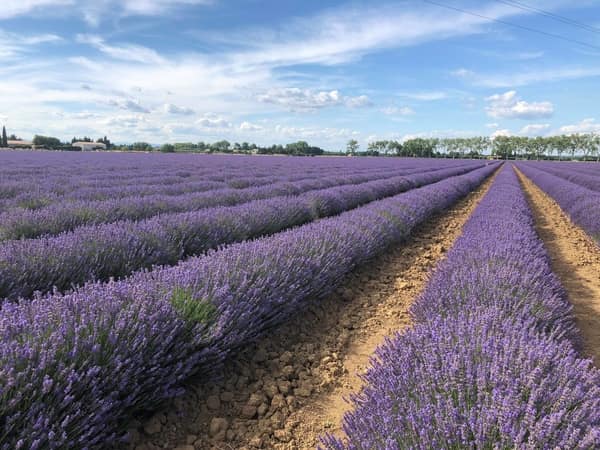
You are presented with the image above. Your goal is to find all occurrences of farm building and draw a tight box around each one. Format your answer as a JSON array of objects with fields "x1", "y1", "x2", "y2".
[
  {"x1": 72, "y1": 141, "x2": 107, "y2": 151},
  {"x1": 6, "y1": 140, "x2": 33, "y2": 149}
]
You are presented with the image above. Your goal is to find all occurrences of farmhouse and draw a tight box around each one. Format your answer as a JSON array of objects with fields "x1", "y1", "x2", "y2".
[
  {"x1": 7, "y1": 140, "x2": 33, "y2": 149},
  {"x1": 72, "y1": 141, "x2": 107, "y2": 151}
]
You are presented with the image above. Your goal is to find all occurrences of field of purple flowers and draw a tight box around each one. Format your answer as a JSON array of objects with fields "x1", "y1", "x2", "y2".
[
  {"x1": 323, "y1": 165, "x2": 600, "y2": 449},
  {"x1": 0, "y1": 151, "x2": 599, "y2": 449}
]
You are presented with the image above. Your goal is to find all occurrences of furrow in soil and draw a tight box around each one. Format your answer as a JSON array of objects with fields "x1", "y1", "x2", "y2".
[
  {"x1": 516, "y1": 167, "x2": 600, "y2": 366},
  {"x1": 129, "y1": 170, "x2": 499, "y2": 450}
]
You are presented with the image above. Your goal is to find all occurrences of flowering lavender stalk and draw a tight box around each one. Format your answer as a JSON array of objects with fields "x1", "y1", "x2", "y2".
[
  {"x1": 0, "y1": 164, "x2": 497, "y2": 449},
  {"x1": 322, "y1": 166, "x2": 600, "y2": 449}
]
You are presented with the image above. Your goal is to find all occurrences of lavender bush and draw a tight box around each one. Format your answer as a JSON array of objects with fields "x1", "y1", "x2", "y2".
[
  {"x1": 0, "y1": 164, "x2": 484, "y2": 300},
  {"x1": 517, "y1": 163, "x2": 600, "y2": 244},
  {"x1": 0, "y1": 164, "x2": 497, "y2": 449},
  {"x1": 0, "y1": 162, "x2": 482, "y2": 240},
  {"x1": 322, "y1": 166, "x2": 600, "y2": 449},
  {"x1": 529, "y1": 162, "x2": 600, "y2": 192}
]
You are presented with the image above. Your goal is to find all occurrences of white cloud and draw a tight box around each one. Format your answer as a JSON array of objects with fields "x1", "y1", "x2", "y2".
[
  {"x1": 485, "y1": 91, "x2": 553, "y2": 119},
  {"x1": 108, "y1": 98, "x2": 150, "y2": 113},
  {"x1": 0, "y1": 30, "x2": 62, "y2": 59},
  {"x1": 274, "y1": 124, "x2": 359, "y2": 141},
  {"x1": 76, "y1": 34, "x2": 166, "y2": 64},
  {"x1": 396, "y1": 91, "x2": 447, "y2": 101},
  {"x1": 485, "y1": 123, "x2": 499, "y2": 129},
  {"x1": 491, "y1": 128, "x2": 512, "y2": 138},
  {"x1": 400, "y1": 129, "x2": 480, "y2": 141},
  {"x1": 559, "y1": 118, "x2": 600, "y2": 134},
  {"x1": 101, "y1": 114, "x2": 150, "y2": 128},
  {"x1": 381, "y1": 106, "x2": 414, "y2": 116},
  {"x1": 163, "y1": 103, "x2": 195, "y2": 115},
  {"x1": 451, "y1": 68, "x2": 474, "y2": 78},
  {"x1": 2, "y1": 0, "x2": 212, "y2": 23},
  {"x1": 0, "y1": 0, "x2": 580, "y2": 149},
  {"x1": 196, "y1": 114, "x2": 232, "y2": 128},
  {"x1": 239, "y1": 121, "x2": 263, "y2": 131},
  {"x1": 520, "y1": 123, "x2": 550, "y2": 136},
  {"x1": 459, "y1": 66, "x2": 600, "y2": 88},
  {"x1": 345, "y1": 95, "x2": 373, "y2": 108},
  {"x1": 256, "y1": 88, "x2": 370, "y2": 112},
  {"x1": 2, "y1": 0, "x2": 71, "y2": 18},
  {"x1": 217, "y1": 2, "x2": 538, "y2": 70}
]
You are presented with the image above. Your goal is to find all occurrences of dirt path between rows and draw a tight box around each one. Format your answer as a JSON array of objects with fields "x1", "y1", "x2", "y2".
[
  {"x1": 517, "y1": 167, "x2": 600, "y2": 365},
  {"x1": 128, "y1": 171, "x2": 498, "y2": 450}
]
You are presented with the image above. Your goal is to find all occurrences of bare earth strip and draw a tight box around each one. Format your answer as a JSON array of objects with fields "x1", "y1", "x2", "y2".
[
  {"x1": 517, "y1": 167, "x2": 600, "y2": 365},
  {"x1": 128, "y1": 171, "x2": 498, "y2": 450}
]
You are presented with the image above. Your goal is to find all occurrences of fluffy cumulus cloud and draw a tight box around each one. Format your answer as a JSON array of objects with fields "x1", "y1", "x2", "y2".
[
  {"x1": 519, "y1": 123, "x2": 550, "y2": 136},
  {"x1": 196, "y1": 114, "x2": 232, "y2": 129},
  {"x1": 239, "y1": 121, "x2": 263, "y2": 131},
  {"x1": 559, "y1": 118, "x2": 600, "y2": 134},
  {"x1": 256, "y1": 88, "x2": 371, "y2": 112},
  {"x1": 485, "y1": 91, "x2": 553, "y2": 119},
  {"x1": 491, "y1": 128, "x2": 512, "y2": 138}
]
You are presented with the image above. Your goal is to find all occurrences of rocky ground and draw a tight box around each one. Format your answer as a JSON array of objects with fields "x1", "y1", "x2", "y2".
[{"x1": 127, "y1": 171, "x2": 498, "y2": 450}]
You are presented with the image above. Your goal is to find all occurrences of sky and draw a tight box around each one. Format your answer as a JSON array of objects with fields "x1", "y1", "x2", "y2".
[{"x1": 1, "y1": 0, "x2": 600, "y2": 149}]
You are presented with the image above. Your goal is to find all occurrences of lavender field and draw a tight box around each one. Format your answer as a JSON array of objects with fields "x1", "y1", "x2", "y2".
[{"x1": 1, "y1": 151, "x2": 600, "y2": 449}]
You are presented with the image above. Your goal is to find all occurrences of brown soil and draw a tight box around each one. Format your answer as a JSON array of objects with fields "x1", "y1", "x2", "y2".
[
  {"x1": 517, "y1": 167, "x2": 600, "y2": 364},
  {"x1": 128, "y1": 171, "x2": 498, "y2": 450}
]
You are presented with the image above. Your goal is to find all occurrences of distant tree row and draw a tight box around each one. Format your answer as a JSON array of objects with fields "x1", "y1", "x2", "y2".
[
  {"x1": 357, "y1": 134, "x2": 600, "y2": 160},
  {"x1": 3, "y1": 127, "x2": 599, "y2": 161},
  {"x1": 157, "y1": 140, "x2": 325, "y2": 156}
]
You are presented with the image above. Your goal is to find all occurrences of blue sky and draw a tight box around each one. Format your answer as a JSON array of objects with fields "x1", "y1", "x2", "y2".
[{"x1": 1, "y1": 0, "x2": 600, "y2": 149}]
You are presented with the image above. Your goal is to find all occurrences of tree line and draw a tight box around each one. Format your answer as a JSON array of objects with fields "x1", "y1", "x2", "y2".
[
  {"x1": 2, "y1": 124, "x2": 600, "y2": 160},
  {"x1": 355, "y1": 134, "x2": 600, "y2": 160},
  {"x1": 158, "y1": 140, "x2": 325, "y2": 156}
]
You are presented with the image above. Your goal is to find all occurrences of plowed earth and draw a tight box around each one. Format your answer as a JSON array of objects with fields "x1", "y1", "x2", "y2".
[{"x1": 128, "y1": 171, "x2": 498, "y2": 450}]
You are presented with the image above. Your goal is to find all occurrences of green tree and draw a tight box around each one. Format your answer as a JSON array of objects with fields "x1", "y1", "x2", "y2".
[
  {"x1": 211, "y1": 140, "x2": 231, "y2": 153},
  {"x1": 346, "y1": 139, "x2": 359, "y2": 155},
  {"x1": 492, "y1": 136, "x2": 513, "y2": 160},
  {"x1": 33, "y1": 135, "x2": 62, "y2": 149},
  {"x1": 160, "y1": 143, "x2": 175, "y2": 153},
  {"x1": 2, "y1": 126, "x2": 7, "y2": 147}
]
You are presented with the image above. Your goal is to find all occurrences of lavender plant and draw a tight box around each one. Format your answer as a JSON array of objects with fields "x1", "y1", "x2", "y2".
[
  {"x1": 322, "y1": 167, "x2": 600, "y2": 450},
  {"x1": 517, "y1": 163, "x2": 600, "y2": 244},
  {"x1": 0, "y1": 164, "x2": 497, "y2": 449},
  {"x1": 0, "y1": 164, "x2": 484, "y2": 300}
]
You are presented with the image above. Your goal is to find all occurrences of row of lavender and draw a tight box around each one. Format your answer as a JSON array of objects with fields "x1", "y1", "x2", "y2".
[
  {"x1": 0, "y1": 161, "x2": 483, "y2": 241},
  {"x1": 0, "y1": 164, "x2": 483, "y2": 300},
  {"x1": 323, "y1": 166, "x2": 600, "y2": 449},
  {"x1": 0, "y1": 152, "x2": 452, "y2": 199},
  {"x1": 0, "y1": 164, "x2": 498, "y2": 449},
  {"x1": 517, "y1": 163, "x2": 600, "y2": 244},
  {"x1": 0, "y1": 165, "x2": 421, "y2": 211},
  {"x1": 527, "y1": 161, "x2": 600, "y2": 192}
]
